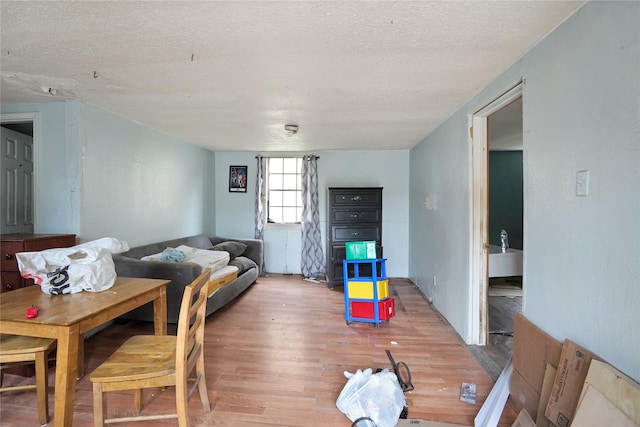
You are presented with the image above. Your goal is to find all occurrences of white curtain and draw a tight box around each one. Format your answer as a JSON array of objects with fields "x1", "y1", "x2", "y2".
[
  {"x1": 300, "y1": 155, "x2": 325, "y2": 279},
  {"x1": 254, "y1": 156, "x2": 266, "y2": 273}
]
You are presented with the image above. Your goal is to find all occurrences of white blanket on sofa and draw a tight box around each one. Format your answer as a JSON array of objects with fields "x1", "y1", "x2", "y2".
[{"x1": 141, "y1": 245, "x2": 230, "y2": 273}]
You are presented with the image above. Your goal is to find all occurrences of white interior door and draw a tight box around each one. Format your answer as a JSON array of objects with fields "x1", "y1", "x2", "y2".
[{"x1": 1, "y1": 126, "x2": 34, "y2": 234}]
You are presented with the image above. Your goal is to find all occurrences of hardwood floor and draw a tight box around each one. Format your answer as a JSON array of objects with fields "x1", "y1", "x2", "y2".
[
  {"x1": 0, "y1": 274, "x2": 517, "y2": 426},
  {"x1": 469, "y1": 277, "x2": 522, "y2": 381}
]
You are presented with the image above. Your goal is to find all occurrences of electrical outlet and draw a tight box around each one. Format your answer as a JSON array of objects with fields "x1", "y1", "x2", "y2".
[{"x1": 433, "y1": 275, "x2": 437, "y2": 287}]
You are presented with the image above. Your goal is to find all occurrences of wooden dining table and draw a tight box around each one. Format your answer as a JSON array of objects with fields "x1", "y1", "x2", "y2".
[{"x1": 0, "y1": 276, "x2": 170, "y2": 427}]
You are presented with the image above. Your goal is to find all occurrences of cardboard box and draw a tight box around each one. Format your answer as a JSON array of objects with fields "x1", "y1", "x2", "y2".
[
  {"x1": 351, "y1": 297, "x2": 395, "y2": 320},
  {"x1": 345, "y1": 241, "x2": 377, "y2": 260},
  {"x1": 346, "y1": 279, "x2": 389, "y2": 299},
  {"x1": 510, "y1": 314, "x2": 563, "y2": 421},
  {"x1": 535, "y1": 363, "x2": 557, "y2": 427},
  {"x1": 511, "y1": 370, "x2": 541, "y2": 420},
  {"x1": 544, "y1": 339, "x2": 600, "y2": 427}
]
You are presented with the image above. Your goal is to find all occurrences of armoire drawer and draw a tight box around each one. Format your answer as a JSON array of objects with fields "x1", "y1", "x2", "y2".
[
  {"x1": 331, "y1": 207, "x2": 381, "y2": 224},
  {"x1": 331, "y1": 225, "x2": 381, "y2": 242},
  {"x1": 329, "y1": 189, "x2": 382, "y2": 207}
]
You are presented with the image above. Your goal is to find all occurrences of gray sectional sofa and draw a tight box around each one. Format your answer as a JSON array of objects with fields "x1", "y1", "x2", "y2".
[{"x1": 113, "y1": 234, "x2": 263, "y2": 323}]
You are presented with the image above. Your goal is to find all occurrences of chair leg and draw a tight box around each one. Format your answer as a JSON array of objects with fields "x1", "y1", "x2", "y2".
[
  {"x1": 92, "y1": 382, "x2": 106, "y2": 427},
  {"x1": 196, "y1": 358, "x2": 210, "y2": 413},
  {"x1": 76, "y1": 335, "x2": 85, "y2": 380},
  {"x1": 133, "y1": 388, "x2": 142, "y2": 413},
  {"x1": 34, "y1": 350, "x2": 49, "y2": 426},
  {"x1": 176, "y1": 378, "x2": 189, "y2": 427}
]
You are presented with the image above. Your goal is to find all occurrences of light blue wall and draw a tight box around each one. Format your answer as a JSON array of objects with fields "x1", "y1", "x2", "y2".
[
  {"x1": 213, "y1": 152, "x2": 258, "y2": 239},
  {"x1": 215, "y1": 150, "x2": 410, "y2": 277},
  {"x1": 409, "y1": 1, "x2": 640, "y2": 381},
  {"x1": 1, "y1": 101, "x2": 215, "y2": 246},
  {"x1": 409, "y1": 112, "x2": 471, "y2": 337},
  {"x1": 79, "y1": 103, "x2": 214, "y2": 244}
]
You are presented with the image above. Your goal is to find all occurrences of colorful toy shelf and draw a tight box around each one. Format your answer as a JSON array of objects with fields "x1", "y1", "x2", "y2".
[{"x1": 343, "y1": 258, "x2": 395, "y2": 327}]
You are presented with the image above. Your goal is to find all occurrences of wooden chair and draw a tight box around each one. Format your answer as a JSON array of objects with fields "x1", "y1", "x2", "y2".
[
  {"x1": 0, "y1": 334, "x2": 56, "y2": 426},
  {"x1": 90, "y1": 269, "x2": 212, "y2": 426}
]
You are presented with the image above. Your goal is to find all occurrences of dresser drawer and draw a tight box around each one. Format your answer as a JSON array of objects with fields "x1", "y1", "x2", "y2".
[
  {"x1": 22, "y1": 234, "x2": 76, "y2": 251},
  {"x1": 1, "y1": 234, "x2": 76, "y2": 292},
  {"x1": 329, "y1": 189, "x2": 382, "y2": 207},
  {"x1": 1, "y1": 234, "x2": 76, "y2": 265},
  {"x1": 1, "y1": 271, "x2": 26, "y2": 292},
  {"x1": 1, "y1": 241, "x2": 25, "y2": 271},
  {"x1": 331, "y1": 207, "x2": 381, "y2": 224},
  {"x1": 331, "y1": 225, "x2": 381, "y2": 242}
]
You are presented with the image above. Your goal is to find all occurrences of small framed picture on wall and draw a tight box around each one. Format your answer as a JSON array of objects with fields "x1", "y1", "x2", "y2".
[{"x1": 229, "y1": 165, "x2": 248, "y2": 193}]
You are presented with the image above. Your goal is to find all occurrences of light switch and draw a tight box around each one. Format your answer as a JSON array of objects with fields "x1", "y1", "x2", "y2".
[{"x1": 576, "y1": 170, "x2": 589, "y2": 196}]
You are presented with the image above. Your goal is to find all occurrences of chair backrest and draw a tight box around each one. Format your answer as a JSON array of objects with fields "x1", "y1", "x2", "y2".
[{"x1": 175, "y1": 269, "x2": 211, "y2": 379}]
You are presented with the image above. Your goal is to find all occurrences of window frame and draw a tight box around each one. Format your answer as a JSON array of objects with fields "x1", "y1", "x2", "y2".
[{"x1": 265, "y1": 156, "x2": 303, "y2": 224}]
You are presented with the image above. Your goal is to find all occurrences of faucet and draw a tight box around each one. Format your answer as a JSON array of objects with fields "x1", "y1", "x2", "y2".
[{"x1": 500, "y1": 230, "x2": 509, "y2": 253}]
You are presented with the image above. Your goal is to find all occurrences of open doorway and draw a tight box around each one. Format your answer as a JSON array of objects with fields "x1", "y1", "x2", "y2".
[
  {"x1": 1, "y1": 113, "x2": 37, "y2": 235},
  {"x1": 484, "y1": 97, "x2": 524, "y2": 377},
  {"x1": 468, "y1": 83, "x2": 523, "y2": 378}
]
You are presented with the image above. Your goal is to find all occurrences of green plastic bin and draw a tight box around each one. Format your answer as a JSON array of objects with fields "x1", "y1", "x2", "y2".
[{"x1": 345, "y1": 241, "x2": 377, "y2": 260}]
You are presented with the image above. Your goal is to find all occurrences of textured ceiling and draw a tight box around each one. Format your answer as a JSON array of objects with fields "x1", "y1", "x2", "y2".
[{"x1": 0, "y1": 1, "x2": 585, "y2": 152}]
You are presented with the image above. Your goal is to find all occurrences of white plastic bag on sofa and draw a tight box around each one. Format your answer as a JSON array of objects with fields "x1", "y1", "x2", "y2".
[
  {"x1": 16, "y1": 237, "x2": 129, "y2": 295},
  {"x1": 336, "y1": 368, "x2": 406, "y2": 427}
]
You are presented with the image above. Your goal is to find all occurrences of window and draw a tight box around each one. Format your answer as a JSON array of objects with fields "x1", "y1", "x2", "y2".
[{"x1": 267, "y1": 157, "x2": 302, "y2": 223}]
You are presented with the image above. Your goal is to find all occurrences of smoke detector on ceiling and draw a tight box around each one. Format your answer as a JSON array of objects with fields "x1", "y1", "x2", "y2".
[{"x1": 284, "y1": 124, "x2": 298, "y2": 137}]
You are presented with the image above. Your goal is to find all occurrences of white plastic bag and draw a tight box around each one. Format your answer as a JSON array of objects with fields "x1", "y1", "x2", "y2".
[
  {"x1": 73, "y1": 237, "x2": 129, "y2": 254},
  {"x1": 16, "y1": 237, "x2": 129, "y2": 295},
  {"x1": 336, "y1": 368, "x2": 406, "y2": 427}
]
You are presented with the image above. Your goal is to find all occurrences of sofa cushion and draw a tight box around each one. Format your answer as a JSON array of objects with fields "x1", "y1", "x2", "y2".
[
  {"x1": 228, "y1": 256, "x2": 258, "y2": 275},
  {"x1": 211, "y1": 241, "x2": 247, "y2": 260}
]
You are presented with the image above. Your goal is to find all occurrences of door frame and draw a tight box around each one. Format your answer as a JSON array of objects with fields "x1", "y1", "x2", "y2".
[
  {"x1": 1, "y1": 112, "x2": 39, "y2": 232},
  {"x1": 468, "y1": 83, "x2": 523, "y2": 345}
]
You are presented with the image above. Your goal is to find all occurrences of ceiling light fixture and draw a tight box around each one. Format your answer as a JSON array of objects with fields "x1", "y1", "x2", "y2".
[
  {"x1": 41, "y1": 86, "x2": 57, "y2": 96},
  {"x1": 285, "y1": 124, "x2": 298, "y2": 137}
]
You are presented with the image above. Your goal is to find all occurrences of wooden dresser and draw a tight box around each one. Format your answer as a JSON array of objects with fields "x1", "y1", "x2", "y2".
[
  {"x1": 326, "y1": 187, "x2": 383, "y2": 287},
  {"x1": 1, "y1": 233, "x2": 76, "y2": 292}
]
